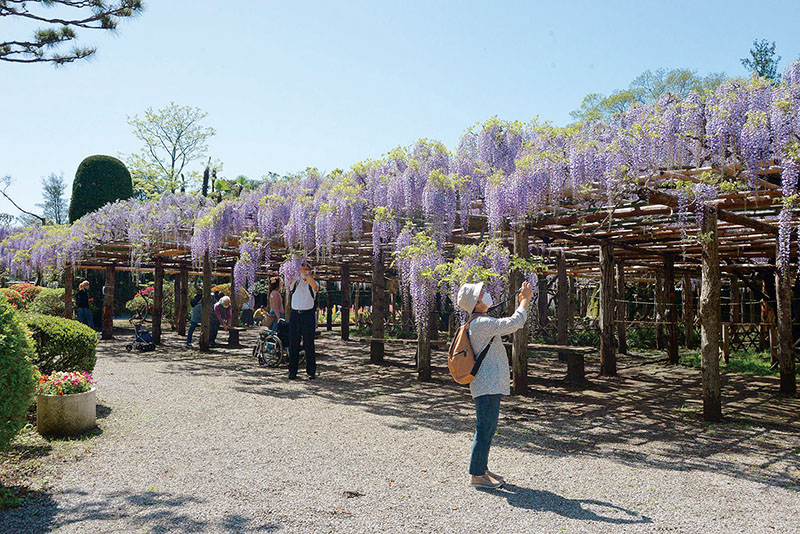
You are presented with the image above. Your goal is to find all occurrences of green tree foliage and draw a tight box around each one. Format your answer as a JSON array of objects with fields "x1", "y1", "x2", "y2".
[
  {"x1": 741, "y1": 39, "x2": 781, "y2": 81},
  {"x1": 68, "y1": 155, "x2": 133, "y2": 223},
  {"x1": 570, "y1": 68, "x2": 726, "y2": 123},
  {"x1": 0, "y1": 1, "x2": 143, "y2": 65},
  {"x1": 22, "y1": 313, "x2": 98, "y2": 373},
  {"x1": 36, "y1": 173, "x2": 69, "y2": 225},
  {"x1": 125, "y1": 103, "x2": 216, "y2": 199},
  {"x1": 0, "y1": 294, "x2": 36, "y2": 450}
]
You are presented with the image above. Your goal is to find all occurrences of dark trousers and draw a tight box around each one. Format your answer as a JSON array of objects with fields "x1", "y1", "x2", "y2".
[
  {"x1": 209, "y1": 320, "x2": 220, "y2": 345},
  {"x1": 289, "y1": 309, "x2": 316, "y2": 377}
]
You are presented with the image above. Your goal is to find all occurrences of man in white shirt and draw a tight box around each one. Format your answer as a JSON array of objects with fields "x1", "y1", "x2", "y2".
[{"x1": 288, "y1": 260, "x2": 319, "y2": 379}]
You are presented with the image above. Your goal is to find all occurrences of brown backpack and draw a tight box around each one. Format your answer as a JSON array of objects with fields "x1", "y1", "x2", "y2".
[{"x1": 447, "y1": 315, "x2": 495, "y2": 384}]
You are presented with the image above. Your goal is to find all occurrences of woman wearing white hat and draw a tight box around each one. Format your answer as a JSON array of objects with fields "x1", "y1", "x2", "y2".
[{"x1": 456, "y1": 279, "x2": 533, "y2": 489}]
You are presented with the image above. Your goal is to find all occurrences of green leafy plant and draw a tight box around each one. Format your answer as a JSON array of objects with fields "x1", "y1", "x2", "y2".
[
  {"x1": 8, "y1": 283, "x2": 43, "y2": 305},
  {"x1": 0, "y1": 294, "x2": 36, "y2": 450},
  {"x1": 22, "y1": 313, "x2": 98, "y2": 374},
  {"x1": 0, "y1": 288, "x2": 26, "y2": 309},
  {"x1": 28, "y1": 288, "x2": 66, "y2": 317}
]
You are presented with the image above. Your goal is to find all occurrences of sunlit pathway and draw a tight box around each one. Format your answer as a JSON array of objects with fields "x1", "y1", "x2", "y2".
[{"x1": 2, "y1": 329, "x2": 799, "y2": 533}]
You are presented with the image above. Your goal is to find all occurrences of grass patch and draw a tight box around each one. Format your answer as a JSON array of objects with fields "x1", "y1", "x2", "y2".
[{"x1": 679, "y1": 349, "x2": 796, "y2": 377}]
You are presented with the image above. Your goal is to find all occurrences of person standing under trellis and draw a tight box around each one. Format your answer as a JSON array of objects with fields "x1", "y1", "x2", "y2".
[
  {"x1": 456, "y1": 279, "x2": 533, "y2": 489},
  {"x1": 288, "y1": 261, "x2": 318, "y2": 379}
]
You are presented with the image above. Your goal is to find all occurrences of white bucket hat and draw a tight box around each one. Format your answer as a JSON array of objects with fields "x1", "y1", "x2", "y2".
[{"x1": 456, "y1": 281, "x2": 484, "y2": 314}]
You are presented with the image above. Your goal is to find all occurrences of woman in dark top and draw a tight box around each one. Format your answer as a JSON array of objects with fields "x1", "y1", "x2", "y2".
[{"x1": 75, "y1": 280, "x2": 95, "y2": 330}]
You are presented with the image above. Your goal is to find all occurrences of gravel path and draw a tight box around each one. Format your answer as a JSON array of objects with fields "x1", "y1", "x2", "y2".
[{"x1": 2, "y1": 328, "x2": 799, "y2": 533}]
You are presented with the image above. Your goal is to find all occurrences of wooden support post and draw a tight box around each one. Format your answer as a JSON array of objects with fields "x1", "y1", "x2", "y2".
[
  {"x1": 774, "y1": 250, "x2": 797, "y2": 395},
  {"x1": 230, "y1": 270, "x2": 240, "y2": 327},
  {"x1": 664, "y1": 254, "x2": 679, "y2": 365},
  {"x1": 567, "y1": 276, "x2": 576, "y2": 331},
  {"x1": 722, "y1": 324, "x2": 730, "y2": 364},
  {"x1": 341, "y1": 263, "x2": 350, "y2": 341},
  {"x1": 101, "y1": 265, "x2": 115, "y2": 340},
  {"x1": 683, "y1": 274, "x2": 696, "y2": 349},
  {"x1": 173, "y1": 273, "x2": 180, "y2": 332},
  {"x1": 731, "y1": 278, "x2": 741, "y2": 324},
  {"x1": 326, "y1": 281, "x2": 333, "y2": 331},
  {"x1": 370, "y1": 250, "x2": 386, "y2": 363},
  {"x1": 557, "y1": 251, "x2": 569, "y2": 363},
  {"x1": 537, "y1": 275, "x2": 548, "y2": 328},
  {"x1": 200, "y1": 252, "x2": 211, "y2": 351},
  {"x1": 512, "y1": 228, "x2": 531, "y2": 394},
  {"x1": 654, "y1": 270, "x2": 665, "y2": 350},
  {"x1": 699, "y1": 208, "x2": 722, "y2": 422},
  {"x1": 153, "y1": 261, "x2": 164, "y2": 345},
  {"x1": 401, "y1": 287, "x2": 412, "y2": 333},
  {"x1": 599, "y1": 244, "x2": 616, "y2": 376},
  {"x1": 417, "y1": 316, "x2": 431, "y2": 382},
  {"x1": 769, "y1": 326, "x2": 777, "y2": 367},
  {"x1": 616, "y1": 260, "x2": 627, "y2": 356},
  {"x1": 177, "y1": 268, "x2": 188, "y2": 336},
  {"x1": 64, "y1": 265, "x2": 73, "y2": 320}
]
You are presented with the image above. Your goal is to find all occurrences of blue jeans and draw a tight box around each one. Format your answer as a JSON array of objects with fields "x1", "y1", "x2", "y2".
[
  {"x1": 186, "y1": 321, "x2": 199, "y2": 345},
  {"x1": 77, "y1": 307, "x2": 95, "y2": 330},
  {"x1": 469, "y1": 394, "x2": 502, "y2": 476},
  {"x1": 269, "y1": 311, "x2": 285, "y2": 332}
]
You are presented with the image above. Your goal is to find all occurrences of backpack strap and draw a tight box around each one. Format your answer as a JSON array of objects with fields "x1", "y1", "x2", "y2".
[{"x1": 470, "y1": 336, "x2": 497, "y2": 377}]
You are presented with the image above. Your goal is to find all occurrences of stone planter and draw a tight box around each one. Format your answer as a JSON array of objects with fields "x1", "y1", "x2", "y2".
[{"x1": 36, "y1": 387, "x2": 96, "y2": 437}]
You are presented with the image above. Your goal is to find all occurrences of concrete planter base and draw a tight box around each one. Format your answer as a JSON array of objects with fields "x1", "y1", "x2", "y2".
[{"x1": 36, "y1": 387, "x2": 96, "y2": 437}]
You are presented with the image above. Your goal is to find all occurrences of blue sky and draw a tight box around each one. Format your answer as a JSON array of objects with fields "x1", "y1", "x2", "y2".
[{"x1": 2, "y1": 0, "x2": 800, "y2": 216}]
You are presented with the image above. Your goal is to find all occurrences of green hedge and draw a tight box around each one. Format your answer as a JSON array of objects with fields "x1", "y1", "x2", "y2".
[
  {"x1": 0, "y1": 288, "x2": 26, "y2": 310},
  {"x1": 68, "y1": 155, "x2": 133, "y2": 223},
  {"x1": 22, "y1": 313, "x2": 98, "y2": 374},
  {"x1": 0, "y1": 295, "x2": 36, "y2": 450},
  {"x1": 29, "y1": 288, "x2": 66, "y2": 317}
]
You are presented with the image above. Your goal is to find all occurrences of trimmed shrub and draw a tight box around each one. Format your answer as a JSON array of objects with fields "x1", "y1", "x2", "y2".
[
  {"x1": 0, "y1": 288, "x2": 25, "y2": 309},
  {"x1": 29, "y1": 288, "x2": 66, "y2": 317},
  {"x1": 126, "y1": 284, "x2": 179, "y2": 327},
  {"x1": 22, "y1": 313, "x2": 98, "y2": 374},
  {"x1": 211, "y1": 283, "x2": 249, "y2": 302},
  {"x1": 68, "y1": 155, "x2": 134, "y2": 223},
  {"x1": 0, "y1": 295, "x2": 36, "y2": 450},
  {"x1": 9, "y1": 283, "x2": 44, "y2": 305}
]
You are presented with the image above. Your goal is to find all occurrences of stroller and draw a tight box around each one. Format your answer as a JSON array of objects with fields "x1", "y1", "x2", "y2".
[{"x1": 126, "y1": 292, "x2": 156, "y2": 352}]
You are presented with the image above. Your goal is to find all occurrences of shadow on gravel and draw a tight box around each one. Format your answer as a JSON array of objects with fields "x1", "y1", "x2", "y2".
[
  {"x1": 0, "y1": 488, "x2": 281, "y2": 534},
  {"x1": 483, "y1": 484, "x2": 652, "y2": 525},
  {"x1": 98, "y1": 329, "x2": 800, "y2": 493}
]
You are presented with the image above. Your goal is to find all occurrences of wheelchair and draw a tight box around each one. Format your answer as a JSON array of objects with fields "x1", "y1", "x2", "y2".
[{"x1": 253, "y1": 319, "x2": 305, "y2": 368}]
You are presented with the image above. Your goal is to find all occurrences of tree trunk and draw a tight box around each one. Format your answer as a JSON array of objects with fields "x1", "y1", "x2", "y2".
[
  {"x1": 341, "y1": 263, "x2": 350, "y2": 341},
  {"x1": 568, "y1": 276, "x2": 576, "y2": 331},
  {"x1": 401, "y1": 287, "x2": 412, "y2": 334},
  {"x1": 699, "y1": 209, "x2": 722, "y2": 422},
  {"x1": 370, "y1": 250, "x2": 386, "y2": 363},
  {"x1": 599, "y1": 244, "x2": 616, "y2": 376},
  {"x1": 616, "y1": 260, "x2": 627, "y2": 355},
  {"x1": 511, "y1": 229, "x2": 530, "y2": 395},
  {"x1": 101, "y1": 266, "x2": 115, "y2": 340},
  {"x1": 200, "y1": 252, "x2": 211, "y2": 351},
  {"x1": 417, "y1": 318, "x2": 431, "y2": 382},
  {"x1": 775, "y1": 250, "x2": 797, "y2": 395},
  {"x1": 682, "y1": 274, "x2": 695, "y2": 349},
  {"x1": 664, "y1": 255, "x2": 679, "y2": 365},
  {"x1": 153, "y1": 261, "x2": 164, "y2": 345},
  {"x1": 64, "y1": 265, "x2": 73, "y2": 320}
]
